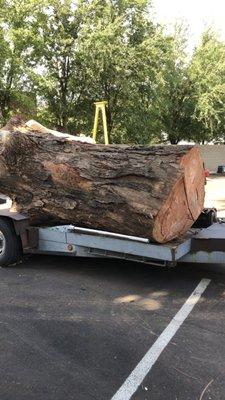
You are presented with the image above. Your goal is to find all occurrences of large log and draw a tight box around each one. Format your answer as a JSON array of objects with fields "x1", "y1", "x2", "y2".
[{"x1": 0, "y1": 122, "x2": 205, "y2": 243}]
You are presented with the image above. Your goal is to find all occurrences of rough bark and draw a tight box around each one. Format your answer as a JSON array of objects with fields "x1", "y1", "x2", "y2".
[{"x1": 0, "y1": 122, "x2": 205, "y2": 243}]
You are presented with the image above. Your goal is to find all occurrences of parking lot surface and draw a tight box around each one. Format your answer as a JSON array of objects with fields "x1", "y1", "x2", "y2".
[{"x1": 0, "y1": 256, "x2": 225, "y2": 400}]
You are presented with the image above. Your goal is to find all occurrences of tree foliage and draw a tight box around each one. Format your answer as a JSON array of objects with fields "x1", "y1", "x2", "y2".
[
  {"x1": 0, "y1": 0, "x2": 224, "y2": 144},
  {"x1": 0, "y1": 0, "x2": 37, "y2": 122},
  {"x1": 189, "y1": 30, "x2": 225, "y2": 143}
]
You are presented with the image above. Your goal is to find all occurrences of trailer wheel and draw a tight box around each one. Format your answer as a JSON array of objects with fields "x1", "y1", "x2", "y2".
[{"x1": 0, "y1": 218, "x2": 22, "y2": 267}]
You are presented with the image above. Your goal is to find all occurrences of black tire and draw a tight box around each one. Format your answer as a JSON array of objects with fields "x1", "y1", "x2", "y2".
[{"x1": 0, "y1": 218, "x2": 22, "y2": 267}]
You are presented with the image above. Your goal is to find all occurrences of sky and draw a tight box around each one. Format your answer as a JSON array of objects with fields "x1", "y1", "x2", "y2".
[{"x1": 153, "y1": 0, "x2": 225, "y2": 52}]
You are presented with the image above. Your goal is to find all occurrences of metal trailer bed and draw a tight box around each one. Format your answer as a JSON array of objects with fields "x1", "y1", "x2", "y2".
[
  {"x1": 0, "y1": 206, "x2": 224, "y2": 267},
  {"x1": 29, "y1": 222, "x2": 225, "y2": 266}
]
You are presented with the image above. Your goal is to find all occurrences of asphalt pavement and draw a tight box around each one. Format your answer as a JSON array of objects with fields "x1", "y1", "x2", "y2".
[{"x1": 0, "y1": 256, "x2": 225, "y2": 400}]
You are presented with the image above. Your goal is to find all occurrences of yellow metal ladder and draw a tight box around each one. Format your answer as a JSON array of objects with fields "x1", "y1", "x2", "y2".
[{"x1": 92, "y1": 101, "x2": 109, "y2": 145}]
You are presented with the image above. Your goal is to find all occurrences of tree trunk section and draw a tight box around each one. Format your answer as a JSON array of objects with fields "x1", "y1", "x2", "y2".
[{"x1": 0, "y1": 125, "x2": 205, "y2": 243}]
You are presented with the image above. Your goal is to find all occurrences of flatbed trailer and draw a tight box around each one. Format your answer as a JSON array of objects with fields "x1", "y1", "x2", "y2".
[{"x1": 0, "y1": 207, "x2": 224, "y2": 267}]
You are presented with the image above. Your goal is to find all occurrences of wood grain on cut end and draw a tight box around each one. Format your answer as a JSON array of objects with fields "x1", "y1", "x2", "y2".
[
  {"x1": 153, "y1": 147, "x2": 205, "y2": 243},
  {"x1": 180, "y1": 146, "x2": 205, "y2": 220}
]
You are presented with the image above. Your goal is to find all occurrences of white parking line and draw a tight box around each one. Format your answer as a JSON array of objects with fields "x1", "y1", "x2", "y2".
[{"x1": 111, "y1": 278, "x2": 211, "y2": 400}]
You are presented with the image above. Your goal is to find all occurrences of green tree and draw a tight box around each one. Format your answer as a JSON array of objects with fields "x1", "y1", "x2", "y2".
[
  {"x1": 154, "y1": 25, "x2": 196, "y2": 144},
  {"x1": 26, "y1": 0, "x2": 83, "y2": 132},
  {"x1": 75, "y1": 0, "x2": 172, "y2": 143},
  {"x1": 189, "y1": 30, "x2": 225, "y2": 143},
  {"x1": 2, "y1": 0, "x2": 224, "y2": 146},
  {"x1": 0, "y1": 0, "x2": 37, "y2": 125}
]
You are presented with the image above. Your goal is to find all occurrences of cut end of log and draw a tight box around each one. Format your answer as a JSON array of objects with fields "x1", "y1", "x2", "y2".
[{"x1": 153, "y1": 147, "x2": 205, "y2": 243}]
